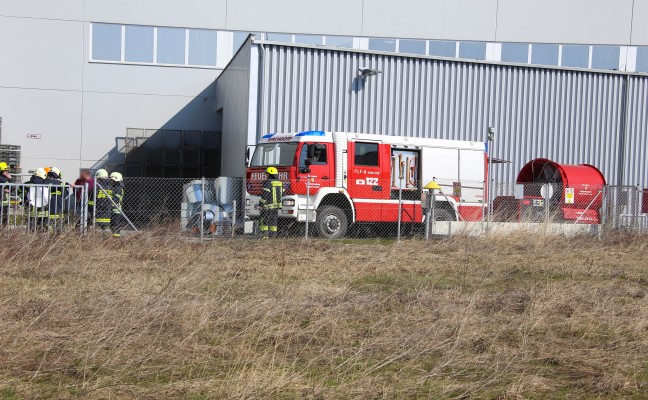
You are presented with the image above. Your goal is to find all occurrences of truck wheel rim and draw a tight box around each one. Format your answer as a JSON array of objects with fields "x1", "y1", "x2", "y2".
[{"x1": 323, "y1": 215, "x2": 340, "y2": 234}]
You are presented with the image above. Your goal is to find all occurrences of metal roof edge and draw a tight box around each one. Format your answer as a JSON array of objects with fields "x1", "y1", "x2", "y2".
[{"x1": 250, "y1": 38, "x2": 648, "y2": 78}]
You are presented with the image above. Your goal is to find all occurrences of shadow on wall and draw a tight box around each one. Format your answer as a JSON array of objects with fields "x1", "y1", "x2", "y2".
[{"x1": 90, "y1": 84, "x2": 222, "y2": 178}]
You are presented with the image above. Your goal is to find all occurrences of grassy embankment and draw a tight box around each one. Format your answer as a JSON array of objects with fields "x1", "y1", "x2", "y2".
[{"x1": 1, "y1": 231, "x2": 647, "y2": 399}]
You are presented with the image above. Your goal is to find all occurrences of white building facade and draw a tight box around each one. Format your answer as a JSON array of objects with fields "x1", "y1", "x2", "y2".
[{"x1": 1, "y1": 0, "x2": 648, "y2": 179}]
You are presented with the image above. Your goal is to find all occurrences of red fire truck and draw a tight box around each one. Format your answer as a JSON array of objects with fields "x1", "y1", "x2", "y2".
[{"x1": 245, "y1": 131, "x2": 487, "y2": 238}]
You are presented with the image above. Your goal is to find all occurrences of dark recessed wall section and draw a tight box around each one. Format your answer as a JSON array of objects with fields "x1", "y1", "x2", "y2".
[{"x1": 118, "y1": 129, "x2": 221, "y2": 178}]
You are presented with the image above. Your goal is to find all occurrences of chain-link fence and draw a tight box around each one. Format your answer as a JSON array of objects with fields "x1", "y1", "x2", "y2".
[{"x1": 3, "y1": 178, "x2": 648, "y2": 239}]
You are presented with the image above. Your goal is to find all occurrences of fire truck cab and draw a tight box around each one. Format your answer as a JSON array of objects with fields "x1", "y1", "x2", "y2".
[{"x1": 246, "y1": 131, "x2": 486, "y2": 238}]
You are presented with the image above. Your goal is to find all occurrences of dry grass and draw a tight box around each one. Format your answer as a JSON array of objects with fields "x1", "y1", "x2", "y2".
[{"x1": 1, "y1": 230, "x2": 647, "y2": 399}]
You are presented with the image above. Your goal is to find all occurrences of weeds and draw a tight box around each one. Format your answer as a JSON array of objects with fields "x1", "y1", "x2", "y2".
[{"x1": 0, "y1": 231, "x2": 647, "y2": 398}]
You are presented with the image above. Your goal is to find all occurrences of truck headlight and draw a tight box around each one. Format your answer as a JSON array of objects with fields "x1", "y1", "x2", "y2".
[{"x1": 282, "y1": 199, "x2": 295, "y2": 207}]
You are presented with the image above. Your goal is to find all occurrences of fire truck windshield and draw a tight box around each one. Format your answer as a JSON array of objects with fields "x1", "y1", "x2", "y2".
[{"x1": 249, "y1": 142, "x2": 298, "y2": 167}]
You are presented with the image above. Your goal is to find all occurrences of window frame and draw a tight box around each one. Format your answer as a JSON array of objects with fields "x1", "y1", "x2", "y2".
[{"x1": 354, "y1": 142, "x2": 380, "y2": 167}]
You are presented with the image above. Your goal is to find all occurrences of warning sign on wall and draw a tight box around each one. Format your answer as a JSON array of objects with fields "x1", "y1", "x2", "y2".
[{"x1": 565, "y1": 187, "x2": 575, "y2": 204}]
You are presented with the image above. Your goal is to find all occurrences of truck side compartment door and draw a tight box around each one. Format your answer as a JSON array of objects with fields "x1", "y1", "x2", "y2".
[{"x1": 347, "y1": 141, "x2": 388, "y2": 222}]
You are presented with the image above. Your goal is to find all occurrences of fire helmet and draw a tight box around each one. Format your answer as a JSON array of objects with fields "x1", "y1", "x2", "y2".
[
  {"x1": 49, "y1": 167, "x2": 62, "y2": 179},
  {"x1": 95, "y1": 169, "x2": 108, "y2": 178},
  {"x1": 266, "y1": 167, "x2": 278, "y2": 176},
  {"x1": 35, "y1": 168, "x2": 47, "y2": 179},
  {"x1": 109, "y1": 172, "x2": 123, "y2": 182},
  {"x1": 0, "y1": 162, "x2": 8, "y2": 172}
]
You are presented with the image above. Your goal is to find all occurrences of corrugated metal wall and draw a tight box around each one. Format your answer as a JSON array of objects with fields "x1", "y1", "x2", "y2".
[{"x1": 257, "y1": 43, "x2": 648, "y2": 185}]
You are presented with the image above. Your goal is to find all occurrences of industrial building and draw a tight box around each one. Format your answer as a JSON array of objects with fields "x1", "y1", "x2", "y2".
[{"x1": 1, "y1": 0, "x2": 648, "y2": 184}]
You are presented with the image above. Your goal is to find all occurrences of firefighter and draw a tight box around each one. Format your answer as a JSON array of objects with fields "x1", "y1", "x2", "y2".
[
  {"x1": 0, "y1": 162, "x2": 14, "y2": 226},
  {"x1": 45, "y1": 167, "x2": 69, "y2": 232},
  {"x1": 109, "y1": 172, "x2": 124, "y2": 237},
  {"x1": 26, "y1": 168, "x2": 49, "y2": 230},
  {"x1": 94, "y1": 169, "x2": 112, "y2": 232},
  {"x1": 258, "y1": 166, "x2": 284, "y2": 238}
]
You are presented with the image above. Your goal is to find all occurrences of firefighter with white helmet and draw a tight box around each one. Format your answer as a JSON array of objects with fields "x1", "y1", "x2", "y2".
[
  {"x1": 95, "y1": 168, "x2": 112, "y2": 233},
  {"x1": 0, "y1": 162, "x2": 14, "y2": 225},
  {"x1": 258, "y1": 166, "x2": 284, "y2": 238},
  {"x1": 25, "y1": 168, "x2": 49, "y2": 230},
  {"x1": 109, "y1": 172, "x2": 124, "y2": 237}
]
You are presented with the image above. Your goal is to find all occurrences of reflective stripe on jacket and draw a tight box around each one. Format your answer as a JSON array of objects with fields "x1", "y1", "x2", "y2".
[{"x1": 259, "y1": 179, "x2": 283, "y2": 209}]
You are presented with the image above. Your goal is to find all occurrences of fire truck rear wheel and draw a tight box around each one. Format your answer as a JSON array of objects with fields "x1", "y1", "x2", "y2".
[{"x1": 315, "y1": 205, "x2": 348, "y2": 239}]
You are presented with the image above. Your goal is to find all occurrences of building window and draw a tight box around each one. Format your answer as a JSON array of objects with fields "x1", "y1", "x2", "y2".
[
  {"x1": 399, "y1": 39, "x2": 426, "y2": 55},
  {"x1": 501, "y1": 43, "x2": 528, "y2": 63},
  {"x1": 637, "y1": 47, "x2": 648, "y2": 73},
  {"x1": 459, "y1": 41, "x2": 486, "y2": 60},
  {"x1": 591, "y1": 46, "x2": 619, "y2": 70},
  {"x1": 189, "y1": 29, "x2": 217, "y2": 66},
  {"x1": 561, "y1": 45, "x2": 589, "y2": 68},
  {"x1": 369, "y1": 38, "x2": 396, "y2": 52},
  {"x1": 531, "y1": 43, "x2": 559, "y2": 66},
  {"x1": 125, "y1": 25, "x2": 154, "y2": 63},
  {"x1": 325, "y1": 35, "x2": 353, "y2": 48},
  {"x1": 294, "y1": 34, "x2": 322, "y2": 45},
  {"x1": 428, "y1": 40, "x2": 456, "y2": 57},
  {"x1": 157, "y1": 27, "x2": 186, "y2": 65},
  {"x1": 266, "y1": 33, "x2": 292, "y2": 42},
  {"x1": 233, "y1": 32, "x2": 248, "y2": 51},
  {"x1": 92, "y1": 23, "x2": 121, "y2": 61},
  {"x1": 354, "y1": 142, "x2": 379, "y2": 166}
]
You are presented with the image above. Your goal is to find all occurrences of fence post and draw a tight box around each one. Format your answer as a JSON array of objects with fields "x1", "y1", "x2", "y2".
[
  {"x1": 231, "y1": 200, "x2": 236, "y2": 238},
  {"x1": 599, "y1": 186, "x2": 607, "y2": 239},
  {"x1": 424, "y1": 191, "x2": 431, "y2": 241},
  {"x1": 92, "y1": 180, "x2": 97, "y2": 231},
  {"x1": 397, "y1": 179, "x2": 402, "y2": 242},
  {"x1": 305, "y1": 176, "x2": 310, "y2": 240},
  {"x1": 82, "y1": 182, "x2": 89, "y2": 236},
  {"x1": 200, "y1": 177, "x2": 205, "y2": 241}
]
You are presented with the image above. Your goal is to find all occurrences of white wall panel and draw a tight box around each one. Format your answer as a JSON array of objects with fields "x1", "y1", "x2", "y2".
[
  {"x1": 630, "y1": 0, "x2": 648, "y2": 46},
  {"x1": 0, "y1": 17, "x2": 83, "y2": 91},
  {"x1": 362, "y1": 0, "x2": 497, "y2": 41},
  {"x1": 85, "y1": 0, "x2": 227, "y2": 29},
  {"x1": 226, "y1": 0, "x2": 363, "y2": 36},
  {"x1": 0, "y1": 88, "x2": 82, "y2": 177},
  {"x1": 0, "y1": 0, "x2": 84, "y2": 21},
  {"x1": 83, "y1": 63, "x2": 221, "y2": 97},
  {"x1": 497, "y1": 0, "x2": 634, "y2": 45}
]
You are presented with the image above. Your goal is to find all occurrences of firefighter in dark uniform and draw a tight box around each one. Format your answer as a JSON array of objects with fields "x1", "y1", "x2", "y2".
[
  {"x1": 94, "y1": 169, "x2": 112, "y2": 232},
  {"x1": 0, "y1": 162, "x2": 14, "y2": 226},
  {"x1": 109, "y1": 172, "x2": 124, "y2": 237},
  {"x1": 258, "y1": 166, "x2": 283, "y2": 238},
  {"x1": 45, "y1": 167, "x2": 70, "y2": 232}
]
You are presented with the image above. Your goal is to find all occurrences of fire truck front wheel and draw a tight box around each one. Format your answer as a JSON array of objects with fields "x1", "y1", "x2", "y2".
[{"x1": 315, "y1": 205, "x2": 348, "y2": 239}]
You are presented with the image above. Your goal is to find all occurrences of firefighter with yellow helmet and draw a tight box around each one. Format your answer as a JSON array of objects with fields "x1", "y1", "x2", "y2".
[
  {"x1": 0, "y1": 162, "x2": 14, "y2": 225},
  {"x1": 258, "y1": 166, "x2": 284, "y2": 238}
]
